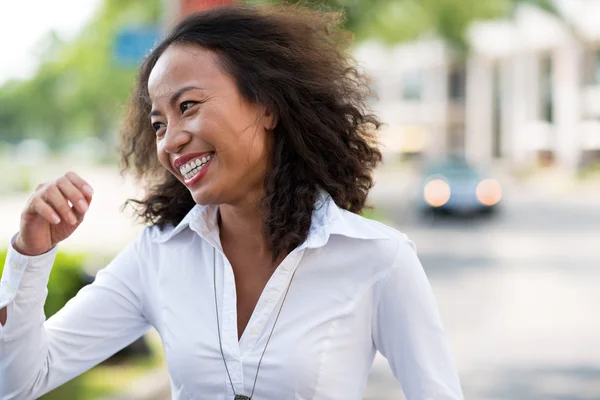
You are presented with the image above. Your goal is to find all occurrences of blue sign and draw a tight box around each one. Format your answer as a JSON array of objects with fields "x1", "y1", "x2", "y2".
[{"x1": 114, "y1": 26, "x2": 161, "y2": 67}]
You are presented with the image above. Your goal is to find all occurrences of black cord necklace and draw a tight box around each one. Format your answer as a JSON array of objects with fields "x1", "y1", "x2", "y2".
[{"x1": 213, "y1": 247, "x2": 298, "y2": 400}]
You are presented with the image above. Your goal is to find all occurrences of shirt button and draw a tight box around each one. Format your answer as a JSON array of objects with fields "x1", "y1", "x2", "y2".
[
  {"x1": 251, "y1": 325, "x2": 260, "y2": 335},
  {"x1": 265, "y1": 292, "x2": 278, "y2": 303},
  {"x1": 9, "y1": 260, "x2": 24, "y2": 270}
]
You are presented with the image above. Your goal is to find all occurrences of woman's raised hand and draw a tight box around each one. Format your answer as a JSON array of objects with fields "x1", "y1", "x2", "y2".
[{"x1": 14, "y1": 171, "x2": 94, "y2": 256}]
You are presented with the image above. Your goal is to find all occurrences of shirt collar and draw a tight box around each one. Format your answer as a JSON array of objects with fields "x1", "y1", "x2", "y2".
[{"x1": 150, "y1": 189, "x2": 388, "y2": 248}]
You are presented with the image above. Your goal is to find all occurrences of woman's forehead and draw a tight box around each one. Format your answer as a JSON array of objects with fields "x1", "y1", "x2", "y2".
[{"x1": 148, "y1": 45, "x2": 220, "y2": 99}]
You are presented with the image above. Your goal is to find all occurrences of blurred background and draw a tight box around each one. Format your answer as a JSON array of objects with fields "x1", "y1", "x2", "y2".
[{"x1": 1, "y1": 0, "x2": 599, "y2": 399}]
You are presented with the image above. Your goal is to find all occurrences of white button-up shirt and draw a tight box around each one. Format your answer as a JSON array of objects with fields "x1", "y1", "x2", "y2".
[{"x1": 0, "y1": 191, "x2": 463, "y2": 399}]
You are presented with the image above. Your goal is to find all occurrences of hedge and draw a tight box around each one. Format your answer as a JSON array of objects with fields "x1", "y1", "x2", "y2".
[{"x1": 0, "y1": 249, "x2": 89, "y2": 319}]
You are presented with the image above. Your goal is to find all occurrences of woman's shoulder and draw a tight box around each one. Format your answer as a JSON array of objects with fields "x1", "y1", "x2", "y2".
[
  {"x1": 143, "y1": 223, "x2": 176, "y2": 243},
  {"x1": 123, "y1": 224, "x2": 181, "y2": 257},
  {"x1": 331, "y1": 208, "x2": 417, "y2": 270},
  {"x1": 335, "y1": 208, "x2": 414, "y2": 247},
  {"x1": 139, "y1": 217, "x2": 196, "y2": 244}
]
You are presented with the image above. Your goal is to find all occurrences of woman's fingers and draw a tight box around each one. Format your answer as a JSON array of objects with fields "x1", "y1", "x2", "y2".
[
  {"x1": 23, "y1": 171, "x2": 94, "y2": 226},
  {"x1": 44, "y1": 184, "x2": 78, "y2": 225},
  {"x1": 30, "y1": 196, "x2": 62, "y2": 225},
  {"x1": 64, "y1": 171, "x2": 94, "y2": 197},
  {"x1": 56, "y1": 176, "x2": 89, "y2": 214}
]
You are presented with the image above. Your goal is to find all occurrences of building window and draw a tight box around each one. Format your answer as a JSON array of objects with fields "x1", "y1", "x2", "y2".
[
  {"x1": 492, "y1": 63, "x2": 502, "y2": 158},
  {"x1": 402, "y1": 71, "x2": 423, "y2": 101},
  {"x1": 583, "y1": 48, "x2": 600, "y2": 86},
  {"x1": 541, "y1": 55, "x2": 553, "y2": 123},
  {"x1": 448, "y1": 67, "x2": 466, "y2": 101},
  {"x1": 595, "y1": 49, "x2": 600, "y2": 85},
  {"x1": 448, "y1": 126, "x2": 465, "y2": 154}
]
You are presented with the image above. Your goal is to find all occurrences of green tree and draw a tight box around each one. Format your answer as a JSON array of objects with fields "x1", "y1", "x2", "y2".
[
  {"x1": 253, "y1": 0, "x2": 557, "y2": 51},
  {"x1": 0, "y1": 0, "x2": 560, "y2": 147},
  {"x1": 0, "y1": 0, "x2": 161, "y2": 148}
]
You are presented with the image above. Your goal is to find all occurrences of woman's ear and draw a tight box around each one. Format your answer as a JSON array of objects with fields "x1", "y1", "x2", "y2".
[{"x1": 264, "y1": 108, "x2": 278, "y2": 131}]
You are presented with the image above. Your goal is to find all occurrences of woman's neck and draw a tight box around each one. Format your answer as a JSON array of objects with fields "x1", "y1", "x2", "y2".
[{"x1": 218, "y1": 195, "x2": 271, "y2": 260}]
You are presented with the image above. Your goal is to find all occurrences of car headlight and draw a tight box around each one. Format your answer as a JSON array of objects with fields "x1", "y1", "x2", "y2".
[
  {"x1": 476, "y1": 179, "x2": 502, "y2": 206},
  {"x1": 424, "y1": 179, "x2": 451, "y2": 207}
]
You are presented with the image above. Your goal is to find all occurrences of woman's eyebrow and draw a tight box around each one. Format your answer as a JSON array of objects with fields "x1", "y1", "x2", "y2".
[
  {"x1": 149, "y1": 86, "x2": 205, "y2": 117},
  {"x1": 169, "y1": 85, "x2": 205, "y2": 106}
]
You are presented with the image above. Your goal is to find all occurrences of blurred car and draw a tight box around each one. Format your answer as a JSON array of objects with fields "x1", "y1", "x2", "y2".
[{"x1": 416, "y1": 155, "x2": 502, "y2": 215}]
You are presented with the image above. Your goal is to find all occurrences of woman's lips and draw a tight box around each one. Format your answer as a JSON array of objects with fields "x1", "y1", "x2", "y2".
[
  {"x1": 172, "y1": 151, "x2": 214, "y2": 171},
  {"x1": 182, "y1": 156, "x2": 213, "y2": 187}
]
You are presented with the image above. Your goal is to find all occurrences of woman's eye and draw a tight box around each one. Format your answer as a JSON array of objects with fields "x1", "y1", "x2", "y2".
[
  {"x1": 152, "y1": 122, "x2": 165, "y2": 133},
  {"x1": 180, "y1": 101, "x2": 197, "y2": 113}
]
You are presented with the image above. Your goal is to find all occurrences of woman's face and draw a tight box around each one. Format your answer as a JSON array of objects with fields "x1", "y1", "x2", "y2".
[{"x1": 148, "y1": 44, "x2": 275, "y2": 206}]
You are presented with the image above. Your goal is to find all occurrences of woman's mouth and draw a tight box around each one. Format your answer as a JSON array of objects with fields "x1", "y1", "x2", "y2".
[{"x1": 178, "y1": 153, "x2": 214, "y2": 186}]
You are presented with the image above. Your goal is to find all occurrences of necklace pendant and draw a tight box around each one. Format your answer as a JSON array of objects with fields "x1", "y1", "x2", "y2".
[{"x1": 234, "y1": 396, "x2": 251, "y2": 400}]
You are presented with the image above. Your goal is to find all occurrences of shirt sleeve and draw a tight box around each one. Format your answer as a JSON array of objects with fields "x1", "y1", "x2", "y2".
[
  {"x1": 0, "y1": 233, "x2": 152, "y2": 400},
  {"x1": 372, "y1": 236, "x2": 464, "y2": 400}
]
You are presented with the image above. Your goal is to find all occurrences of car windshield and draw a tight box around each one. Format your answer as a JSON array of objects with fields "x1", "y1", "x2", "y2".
[{"x1": 426, "y1": 158, "x2": 480, "y2": 179}]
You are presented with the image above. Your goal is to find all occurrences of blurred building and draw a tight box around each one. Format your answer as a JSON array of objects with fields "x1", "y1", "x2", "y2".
[
  {"x1": 356, "y1": 39, "x2": 464, "y2": 162},
  {"x1": 357, "y1": 0, "x2": 600, "y2": 172}
]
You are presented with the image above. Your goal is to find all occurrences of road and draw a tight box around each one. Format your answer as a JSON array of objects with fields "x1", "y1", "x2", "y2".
[{"x1": 366, "y1": 166, "x2": 600, "y2": 399}]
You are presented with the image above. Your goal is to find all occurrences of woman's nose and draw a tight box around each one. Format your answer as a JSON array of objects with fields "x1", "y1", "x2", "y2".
[{"x1": 163, "y1": 124, "x2": 192, "y2": 154}]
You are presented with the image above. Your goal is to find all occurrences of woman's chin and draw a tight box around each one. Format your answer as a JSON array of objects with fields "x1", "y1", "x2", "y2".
[
  {"x1": 190, "y1": 191, "x2": 212, "y2": 206},
  {"x1": 189, "y1": 186, "x2": 221, "y2": 206}
]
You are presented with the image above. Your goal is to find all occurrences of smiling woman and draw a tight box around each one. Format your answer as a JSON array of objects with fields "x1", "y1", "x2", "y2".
[
  {"x1": 0, "y1": 4, "x2": 463, "y2": 400},
  {"x1": 120, "y1": 6, "x2": 382, "y2": 260},
  {"x1": 144, "y1": 45, "x2": 276, "y2": 214}
]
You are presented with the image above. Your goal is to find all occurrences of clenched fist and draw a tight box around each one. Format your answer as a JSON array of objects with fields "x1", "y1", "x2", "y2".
[{"x1": 14, "y1": 171, "x2": 94, "y2": 256}]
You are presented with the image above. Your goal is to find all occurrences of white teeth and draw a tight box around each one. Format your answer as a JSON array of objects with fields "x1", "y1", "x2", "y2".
[{"x1": 178, "y1": 153, "x2": 214, "y2": 180}]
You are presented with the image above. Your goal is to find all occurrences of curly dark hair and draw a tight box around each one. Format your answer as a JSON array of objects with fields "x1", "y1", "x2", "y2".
[{"x1": 120, "y1": 4, "x2": 382, "y2": 259}]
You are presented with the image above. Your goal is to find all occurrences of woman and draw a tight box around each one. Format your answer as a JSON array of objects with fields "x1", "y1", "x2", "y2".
[{"x1": 0, "y1": 5, "x2": 463, "y2": 400}]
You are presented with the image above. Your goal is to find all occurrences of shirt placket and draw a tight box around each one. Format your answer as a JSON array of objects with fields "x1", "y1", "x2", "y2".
[
  {"x1": 238, "y1": 249, "x2": 306, "y2": 358},
  {"x1": 220, "y1": 254, "x2": 245, "y2": 396}
]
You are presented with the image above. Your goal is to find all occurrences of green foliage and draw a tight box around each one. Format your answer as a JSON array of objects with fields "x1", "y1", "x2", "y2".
[
  {"x1": 40, "y1": 351, "x2": 162, "y2": 400},
  {"x1": 0, "y1": 249, "x2": 88, "y2": 318},
  {"x1": 45, "y1": 252, "x2": 89, "y2": 318},
  {"x1": 251, "y1": 0, "x2": 558, "y2": 49},
  {"x1": 0, "y1": 0, "x2": 161, "y2": 148},
  {"x1": 361, "y1": 207, "x2": 385, "y2": 222},
  {"x1": 0, "y1": 0, "x2": 560, "y2": 147},
  {"x1": 0, "y1": 247, "x2": 162, "y2": 399}
]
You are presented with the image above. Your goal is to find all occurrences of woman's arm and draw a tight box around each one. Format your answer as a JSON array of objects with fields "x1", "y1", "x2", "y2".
[
  {"x1": 372, "y1": 236, "x2": 464, "y2": 399},
  {"x1": 0, "y1": 234, "x2": 151, "y2": 399}
]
